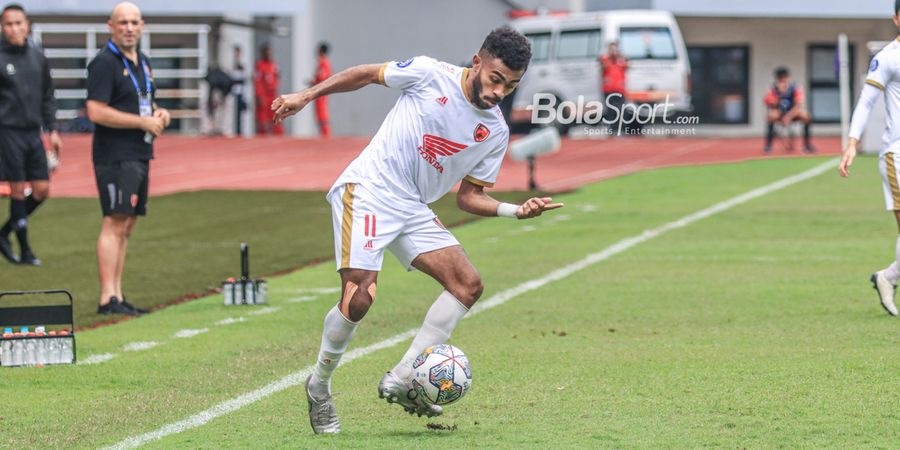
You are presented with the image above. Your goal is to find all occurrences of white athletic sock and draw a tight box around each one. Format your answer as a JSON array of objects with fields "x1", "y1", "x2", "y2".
[
  {"x1": 392, "y1": 290, "x2": 469, "y2": 379},
  {"x1": 309, "y1": 305, "x2": 358, "y2": 399},
  {"x1": 883, "y1": 236, "x2": 900, "y2": 284}
]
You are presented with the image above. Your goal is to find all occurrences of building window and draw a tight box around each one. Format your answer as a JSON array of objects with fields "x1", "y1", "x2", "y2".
[
  {"x1": 807, "y1": 44, "x2": 855, "y2": 123},
  {"x1": 687, "y1": 46, "x2": 750, "y2": 124}
]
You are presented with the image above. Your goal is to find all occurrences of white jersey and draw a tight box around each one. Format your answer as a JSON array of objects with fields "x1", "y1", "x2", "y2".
[
  {"x1": 867, "y1": 39, "x2": 900, "y2": 155},
  {"x1": 331, "y1": 56, "x2": 510, "y2": 212}
]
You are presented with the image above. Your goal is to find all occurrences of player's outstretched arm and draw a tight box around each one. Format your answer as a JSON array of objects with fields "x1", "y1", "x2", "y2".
[
  {"x1": 457, "y1": 179, "x2": 563, "y2": 219},
  {"x1": 841, "y1": 82, "x2": 881, "y2": 177},
  {"x1": 271, "y1": 63, "x2": 382, "y2": 123}
]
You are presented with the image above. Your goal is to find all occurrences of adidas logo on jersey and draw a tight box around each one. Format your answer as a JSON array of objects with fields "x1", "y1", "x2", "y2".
[
  {"x1": 363, "y1": 240, "x2": 374, "y2": 250},
  {"x1": 435, "y1": 96, "x2": 448, "y2": 106}
]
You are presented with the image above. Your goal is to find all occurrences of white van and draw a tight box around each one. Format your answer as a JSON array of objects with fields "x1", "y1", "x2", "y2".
[{"x1": 508, "y1": 10, "x2": 691, "y2": 127}]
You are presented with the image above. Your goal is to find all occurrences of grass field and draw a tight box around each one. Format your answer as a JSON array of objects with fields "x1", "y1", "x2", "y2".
[
  {"x1": 4, "y1": 155, "x2": 900, "y2": 448},
  {"x1": 0, "y1": 190, "x2": 535, "y2": 329}
]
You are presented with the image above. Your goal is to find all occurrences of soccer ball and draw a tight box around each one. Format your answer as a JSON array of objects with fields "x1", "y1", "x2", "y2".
[{"x1": 411, "y1": 344, "x2": 472, "y2": 406}]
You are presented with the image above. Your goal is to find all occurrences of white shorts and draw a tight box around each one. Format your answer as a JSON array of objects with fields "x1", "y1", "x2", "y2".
[
  {"x1": 880, "y1": 152, "x2": 900, "y2": 211},
  {"x1": 327, "y1": 183, "x2": 460, "y2": 272}
]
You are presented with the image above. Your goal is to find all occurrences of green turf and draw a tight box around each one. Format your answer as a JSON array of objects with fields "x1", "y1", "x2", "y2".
[
  {"x1": 5, "y1": 155, "x2": 900, "y2": 448},
  {"x1": 0, "y1": 190, "x2": 537, "y2": 329}
]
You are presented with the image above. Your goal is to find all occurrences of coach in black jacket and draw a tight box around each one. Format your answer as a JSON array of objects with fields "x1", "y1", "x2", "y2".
[{"x1": 0, "y1": 3, "x2": 62, "y2": 266}]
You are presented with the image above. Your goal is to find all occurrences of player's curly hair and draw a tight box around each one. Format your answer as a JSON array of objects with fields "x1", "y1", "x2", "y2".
[{"x1": 480, "y1": 26, "x2": 532, "y2": 71}]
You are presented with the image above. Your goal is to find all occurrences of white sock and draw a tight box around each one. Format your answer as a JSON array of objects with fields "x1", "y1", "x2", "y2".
[
  {"x1": 883, "y1": 236, "x2": 900, "y2": 284},
  {"x1": 309, "y1": 305, "x2": 358, "y2": 399},
  {"x1": 392, "y1": 290, "x2": 469, "y2": 379}
]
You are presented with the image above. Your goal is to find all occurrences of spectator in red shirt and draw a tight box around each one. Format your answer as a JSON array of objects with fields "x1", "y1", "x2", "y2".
[
  {"x1": 600, "y1": 41, "x2": 628, "y2": 132},
  {"x1": 254, "y1": 43, "x2": 283, "y2": 135},
  {"x1": 763, "y1": 67, "x2": 814, "y2": 153},
  {"x1": 312, "y1": 42, "x2": 332, "y2": 137}
]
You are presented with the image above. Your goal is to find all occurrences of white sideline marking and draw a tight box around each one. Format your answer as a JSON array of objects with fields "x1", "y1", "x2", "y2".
[
  {"x1": 106, "y1": 159, "x2": 837, "y2": 449},
  {"x1": 215, "y1": 317, "x2": 247, "y2": 326},
  {"x1": 173, "y1": 329, "x2": 209, "y2": 339},
  {"x1": 286, "y1": 295, "x2": 317, "y2": 303},
  {"x1": 248, "y1": 306, "x2": 280, "y2": 316},
  {"x1": 78, "y1": 353, "x2": 116, "y2": 365},
  {"x1": 123, "y1": 342, "x2": 160, "y2": 352}
]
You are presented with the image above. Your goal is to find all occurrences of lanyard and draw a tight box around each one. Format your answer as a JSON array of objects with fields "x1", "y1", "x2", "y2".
[{"x1": 106, "y1": 40, "x2": 152, "y2": 97}]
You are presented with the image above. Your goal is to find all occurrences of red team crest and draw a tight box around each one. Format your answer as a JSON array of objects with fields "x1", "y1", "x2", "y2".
[{"x1": 473, "y1": 123, "x2": 490, "y2": 142}]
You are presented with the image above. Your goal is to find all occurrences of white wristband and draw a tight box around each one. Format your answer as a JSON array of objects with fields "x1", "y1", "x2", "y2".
[{"x1": 497, "y1": 202, "x2": 518, "y2": 218}]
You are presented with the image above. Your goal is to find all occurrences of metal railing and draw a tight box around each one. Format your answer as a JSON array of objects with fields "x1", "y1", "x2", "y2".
[{"x1": 32, "y1": 23, "x2": 210, "y2": 127}]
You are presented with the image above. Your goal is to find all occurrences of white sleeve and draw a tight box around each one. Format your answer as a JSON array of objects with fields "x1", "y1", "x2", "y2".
[
  {"x1": 848, "y1": 83, "x2": 882, "y2": 140},
  {"x1": 464, "y1": 132, "x2": 509, "y2": 188},
  {"x1": 866, "y1": 54, "x2": 892, "y2": 91},
  {"x1": 377, "y1": 56, "x2": 436, "y2": 92}
]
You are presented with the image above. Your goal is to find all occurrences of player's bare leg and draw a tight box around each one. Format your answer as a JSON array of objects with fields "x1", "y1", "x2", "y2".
[
  {"x1": 306, "y1": 268, "x2": 374, "y2": 434},
  {"x1": 872, "y1": 210, "x2": 900, "y2": 316},
  {"x1": 380, "y1": 245, "x2": 481, "y2": 417}
]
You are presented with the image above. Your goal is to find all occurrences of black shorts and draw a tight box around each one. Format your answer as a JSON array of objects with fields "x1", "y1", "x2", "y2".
[
  {"x1": 94, "y1": 160, "x2": 150, "y2": 216},
  {"x1": 0, "y1": 128, "x2": 49, "y2": 181}
]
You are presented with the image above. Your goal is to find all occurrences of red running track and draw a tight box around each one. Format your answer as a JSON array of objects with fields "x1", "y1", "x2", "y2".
[{"x1": 45, "y1": 134, "x2": 841, "y2": 198}]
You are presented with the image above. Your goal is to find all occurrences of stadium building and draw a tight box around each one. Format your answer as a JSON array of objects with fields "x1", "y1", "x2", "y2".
[{"x1": 20, "y1": 0, "x2": 900, "y2": 137}]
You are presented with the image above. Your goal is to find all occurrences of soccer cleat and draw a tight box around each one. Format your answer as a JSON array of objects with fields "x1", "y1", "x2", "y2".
[
  {"x1": 0, "y1": 235, "x2": 18, "y2": 263},
  {"x1": 97, "y1": 296, "x2": 141, "y2": 316},
  {"x1": 871, "y1": 272, "x2": 899, "y2": 317},
  {"x1": 378, "y1": 371, "x2": 442, "y2": 418},
  {"x1": 306, "y1": 374, "x2": 340, "y2": 434},
  {"x1": 18, "y1": 250, "x2": 41, "y2": 266},
  {"x1": 120, "y1": 296, "x2": 149, "y2": 315}
]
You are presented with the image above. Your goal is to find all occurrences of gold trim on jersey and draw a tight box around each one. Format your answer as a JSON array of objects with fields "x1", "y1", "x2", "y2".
[
  {"x1": 340, "y1": 184, "x2": 356, "y2": 269},
  {"x1": 377, "y1": 62, "x2": 389, "y2": 86},
  {"x1": 887, "y1": 154, "x2": 900, "y2": 209},
  {"x1": 866, "y1": 79, "x2": 885, "y2": 90},
  {"x1": 463, "y1": 175, "x2": 494, "y2": 188},
  {"x1": 461, "y1": 68, "x2": 472, "y2": 103}
]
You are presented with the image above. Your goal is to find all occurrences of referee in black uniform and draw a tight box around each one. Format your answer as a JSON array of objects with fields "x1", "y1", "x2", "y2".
[
  {"x1": 87, "y1": 2, "x2": 169, "y2": 315},
  {"x1": 0, "y1": 3, "x2": 63, "y2": 266}
]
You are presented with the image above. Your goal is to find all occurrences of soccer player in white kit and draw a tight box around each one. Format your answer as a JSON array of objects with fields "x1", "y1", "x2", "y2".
[
  {"x1": 839, "y1": 1, "x2": 900, "y2": 316},
  {"x1": 272, "y1": 27, "x2": 563, "y2": 434}
]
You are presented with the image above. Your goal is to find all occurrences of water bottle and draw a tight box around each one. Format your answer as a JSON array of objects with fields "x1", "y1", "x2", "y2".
[
  {"x1": 60, "y1": 333, "x2": 74, "y2": 364},
  {"x1": 234, "y1": 280, "x2": 244, "y2": 305},
  {"x1": 11, "y1": 339, "x2": 23, "y2": 366},
  {"x1": 256, "y1": 279, "x2": 268, "y2": 304},
  {"x1": 24, "y1": 336, "x2": 36, "y2": 366},
  {"x1": 223, "y1": 278, "x2": 235, "y2": 305},
  {"x1": 244, "y1": 280, "x2": 256, "y2": 305},
  {"x1": 0, "y1": 339, "x2": 10, "y2": 366},
  {"x1": 46, "y1": 337, "x2": 59, "y2": 365}
]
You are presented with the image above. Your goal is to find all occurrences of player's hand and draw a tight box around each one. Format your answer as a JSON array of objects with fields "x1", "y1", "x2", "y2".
[
  {"x1": 516, "y1": 197, "x2": 564, "y2": 219},
  {"x1": 154, "y1": 108, "x2": 172, "y2": 127},
  {"x1": 271, "y1": 92, "x2": 311, "y2": 124},
  {"x1": 839, "y1": 145, "x2": 857, "y2": 177},
  {"x1": 141, "y1": 116, "x2": 165, "y2": 137},
  {"x1": 48, "y1": 130, "x2": 63, "y2": 153}
]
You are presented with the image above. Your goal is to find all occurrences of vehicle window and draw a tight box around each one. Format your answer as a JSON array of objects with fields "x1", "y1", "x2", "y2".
[
  {"x1": 556, "y1": 29, "x2": 602, "y2": 60},
  {"x1": 619, "y1": 27, "x2": 677, "y2": 60},
  {"x1": 525, "y1": 32, "x2": 553, "y2": 62}
]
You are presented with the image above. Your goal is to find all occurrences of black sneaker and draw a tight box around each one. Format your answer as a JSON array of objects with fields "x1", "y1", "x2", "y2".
[
  {"x1": 120, "y1": 297, "x2": 149, "y2": 315},
  {"x1": 97, "y1": 296, "x2": 140, "y2": 316},
  {"x1": 803, "y1": 143, "x2": 817, "y2": 154},
  {"x1": 0, "y1": 235, "x2": 18, "y2": 264},
  {"x1": 18, "y1": 250, "x2": 41, "y2": 266},
  {"x1": 763, "y1": 144, "x2": 772, "y2": 154}
]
